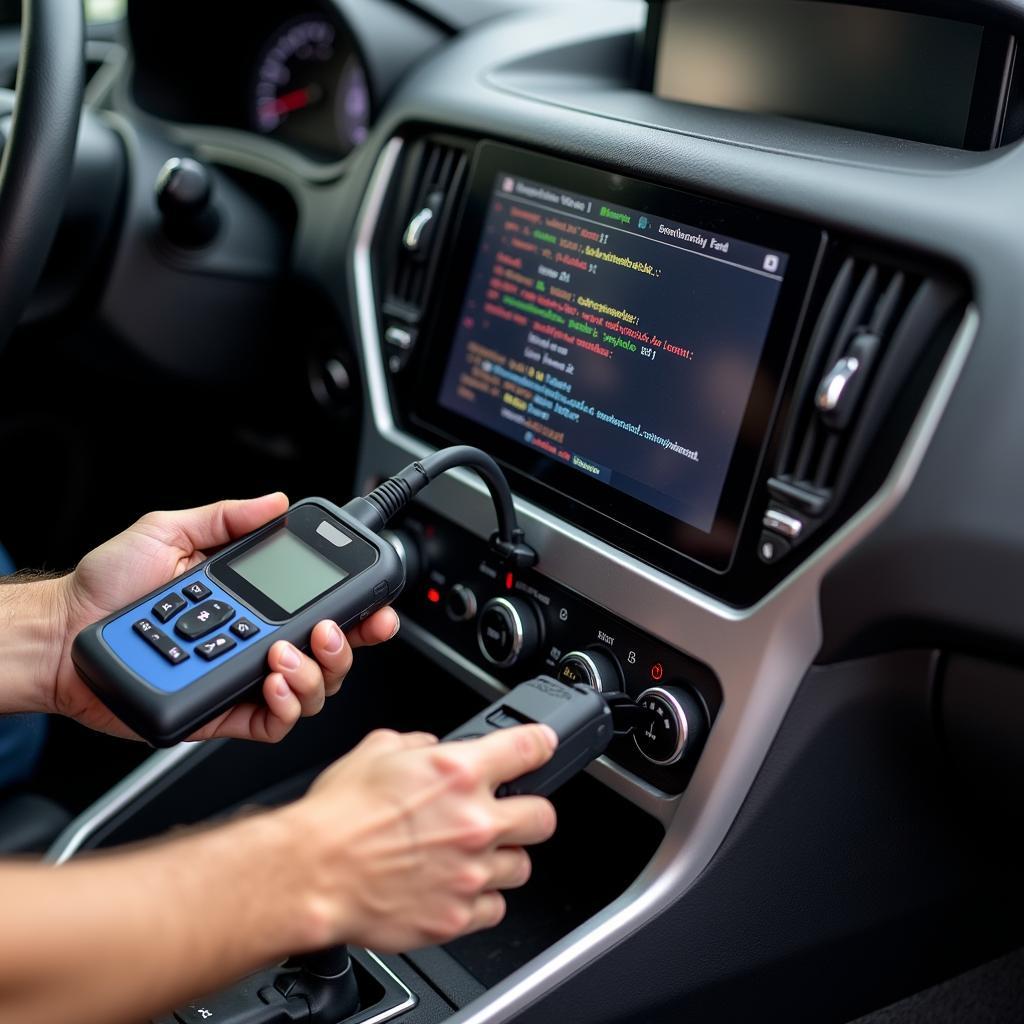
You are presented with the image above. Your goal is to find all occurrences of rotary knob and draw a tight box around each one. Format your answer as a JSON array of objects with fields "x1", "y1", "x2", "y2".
[
  {"x1": 633, "y1": 686, "x2": 706, "y2": 766},
  {"x1": 556, "y1": 648, "x2": 622, "y2": 693},
  {"x1": 476, "y1": 596, "x2": 542, "y2": 668},
  {"x1": 446, "y1": 584, "x2": 478, "y2": 623}
]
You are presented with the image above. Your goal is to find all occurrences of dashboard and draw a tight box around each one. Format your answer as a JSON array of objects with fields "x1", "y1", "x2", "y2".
[{"x1": 35, "y1": 0, "x2": 1024, "y2": 1023}]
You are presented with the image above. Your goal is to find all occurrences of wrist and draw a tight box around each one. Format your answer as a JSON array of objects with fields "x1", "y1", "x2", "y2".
[
  {"x1": 0, "y1": 574, "x2": 72, "y2": 715},
  {"x1": 269, "y1": 800, "x2": 355, "y2": 954}
]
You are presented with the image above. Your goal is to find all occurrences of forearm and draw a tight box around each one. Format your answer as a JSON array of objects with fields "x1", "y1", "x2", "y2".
[
  {"x1": 0, "y1": 575, "x2": 68, "y2": 715},
  {"x1": 0, "y1": 810, "x2": 322, "y2": 1024}
]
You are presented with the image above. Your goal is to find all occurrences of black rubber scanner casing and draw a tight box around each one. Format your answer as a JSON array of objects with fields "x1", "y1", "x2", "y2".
[{"x1": 445, "y1": 676, "x2": 613, "y2": 796}]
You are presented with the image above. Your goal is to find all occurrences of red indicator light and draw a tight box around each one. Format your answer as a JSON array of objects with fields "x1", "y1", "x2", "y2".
[
  {"x1": 505, "y1": 572, "x2": 515, "y2": 591},
  {"x1": 426, "y1": 587, "x2": 441, "y2": 605},
  {"x1": 650, "y1": 662, "x2": 664, "y2": 682}
]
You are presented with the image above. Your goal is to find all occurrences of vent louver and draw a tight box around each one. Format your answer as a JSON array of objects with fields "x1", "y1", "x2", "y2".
[
  {"x1": 385, "y1": 139, "x2": 469, "y2": 317},
  {"x1": 379, "y1": 138, "x2": 469, "y2": 372},
  {"x1": 759, "y1": 251, "x2": 965, "y2": 563}
]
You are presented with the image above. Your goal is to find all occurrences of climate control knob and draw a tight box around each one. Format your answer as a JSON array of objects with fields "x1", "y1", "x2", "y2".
[
  {"x1": 634, "y1": 686, "x2": 706, "y2": 766},
  {"x1": 446, "y1": 584, "x2": 478, "y2": 623},
  {"x1": 477, "y1": 596, "x2": 542, "y2": 668},
  {"x1": 556, "y1": 648, "x2": 622, "y2": 693}
]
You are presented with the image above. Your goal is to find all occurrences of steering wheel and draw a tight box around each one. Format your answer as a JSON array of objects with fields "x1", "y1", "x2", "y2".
[{"x1": 0, "y1": 0, "x2": 84, "y2": 349}]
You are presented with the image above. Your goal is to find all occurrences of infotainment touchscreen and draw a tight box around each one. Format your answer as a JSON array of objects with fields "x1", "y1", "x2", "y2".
[{"x1": 413, "y1": 144, "x2": 822, "y2": 571}]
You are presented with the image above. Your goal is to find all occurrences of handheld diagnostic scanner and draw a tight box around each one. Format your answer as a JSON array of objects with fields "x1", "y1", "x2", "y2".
[{"x1": 72, "y1": 447, "x2": 537, "y2": 746}]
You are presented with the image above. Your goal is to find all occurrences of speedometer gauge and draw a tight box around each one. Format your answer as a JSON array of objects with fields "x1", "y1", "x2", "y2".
[{"x1": 252, "y1": 16, "x2": 371, "y2": 160}]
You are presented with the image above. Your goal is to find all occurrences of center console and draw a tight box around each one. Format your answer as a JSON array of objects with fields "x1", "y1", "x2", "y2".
[
  {"x1": 358, "y1": 127, "x2": 971, "y2": 809},
  {"x1": 341, "y1": 125, "x2": 975, "y2": 1020}
]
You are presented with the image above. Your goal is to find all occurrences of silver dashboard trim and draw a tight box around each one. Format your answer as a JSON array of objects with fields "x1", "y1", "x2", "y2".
[
  {"x1": 351, "y1": 137, "x2": 979, "y2": 1024},
  {"x1": 358, "y1": 951, "x2": 418, "y2": 1024},
  {"x1": 46, "y1": 741, "x2": 218, "y2": 865}
]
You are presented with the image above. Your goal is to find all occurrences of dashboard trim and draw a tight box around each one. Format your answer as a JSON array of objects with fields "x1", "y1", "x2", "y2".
[
  {"x1": 352, "y1": 136, "x2": 979, "y2": 1024},
  {"x1": 46, "y1": 741, "x2": 221, "y2": 865}
]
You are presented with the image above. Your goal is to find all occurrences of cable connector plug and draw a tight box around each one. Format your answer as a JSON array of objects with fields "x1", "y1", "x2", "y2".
[
  {"x1": 489, "y1": 527, "x2": 538, "y2": 571},
  {"x1": 600, "y1": 691, "x2": 655, "y2": 736}
]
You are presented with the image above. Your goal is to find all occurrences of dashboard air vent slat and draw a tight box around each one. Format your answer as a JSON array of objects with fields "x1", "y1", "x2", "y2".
[
  {"x1": 776, "y1": 257, "x2": 914, "y2": 497},
  {"x1": 762, "y1": 248, "x2": 965, "y2": 560},
  {"x1": 384, "y1": 139, "x2": 469, "y2": 319}
]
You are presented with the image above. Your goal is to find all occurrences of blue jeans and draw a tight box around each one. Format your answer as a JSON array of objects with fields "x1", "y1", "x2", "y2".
[
  {"x1": 0, "y1": 542, "x2": 49, "y2": 790},
  {"x1": 0, "y1": 716, "x2": 48, "y2": 790}
]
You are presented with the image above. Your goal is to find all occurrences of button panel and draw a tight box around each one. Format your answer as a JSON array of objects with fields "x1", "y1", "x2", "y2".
[{"x1": 104, "y1": 572, "x2": 279, "y2": 694}]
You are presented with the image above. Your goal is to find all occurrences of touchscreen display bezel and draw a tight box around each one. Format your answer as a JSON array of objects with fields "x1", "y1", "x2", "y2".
[{"x1": 409, "y1": 142, "x2": 823, "y2": 572}]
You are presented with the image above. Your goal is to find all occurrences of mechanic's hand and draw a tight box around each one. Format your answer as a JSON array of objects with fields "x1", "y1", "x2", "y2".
[
  {"x1": 48, "y1": 494, "x2": 399, "y2": 742},
  {"x1": 281, "y1": 724, "x2": 559, "y2": 953}
]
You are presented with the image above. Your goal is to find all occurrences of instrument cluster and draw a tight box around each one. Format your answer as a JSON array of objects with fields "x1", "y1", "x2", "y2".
[{"x1": 128, "y1": 0, "x2": 373, "y2": 162}]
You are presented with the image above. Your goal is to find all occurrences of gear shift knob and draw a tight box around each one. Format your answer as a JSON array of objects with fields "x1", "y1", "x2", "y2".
[
  {"x1": 284, "y1": 943, "x2": 354, "y2": 980},
  {"x1": 276, "y1": 944, "x2": 360, "y2": 1021}
]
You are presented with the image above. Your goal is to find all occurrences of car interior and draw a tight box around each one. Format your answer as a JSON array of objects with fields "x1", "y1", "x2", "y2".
[{"x1": 3, "y1": 0, "x2": 1024, "y2": 1021}]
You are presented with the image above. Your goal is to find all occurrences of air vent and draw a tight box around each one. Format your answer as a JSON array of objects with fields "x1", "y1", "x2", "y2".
[
  {"x1": 380, "y1": 138, "x2": 469, "y2": 370},
  {"x1": 759, "y1": 252, "x2": 965, "y2": 564}
]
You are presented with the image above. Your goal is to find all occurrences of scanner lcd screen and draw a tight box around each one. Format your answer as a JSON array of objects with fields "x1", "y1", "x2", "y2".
[{"x1": 229, "y1": 530, "x2": 348, "y2": 615}]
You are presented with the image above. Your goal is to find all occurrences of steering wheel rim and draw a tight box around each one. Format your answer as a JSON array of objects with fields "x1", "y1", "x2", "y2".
[{"x1": 0, "y1": 0, "x2": 84, "y2": 349}]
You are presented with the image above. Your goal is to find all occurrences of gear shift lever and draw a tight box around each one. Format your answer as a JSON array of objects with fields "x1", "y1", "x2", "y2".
[
  {"x1": 155, "y1": 944, "x2": 361, "y2": 1024},
  {"x1": 274, "y1": 945, "x2": 360, "y2": 1022}
]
